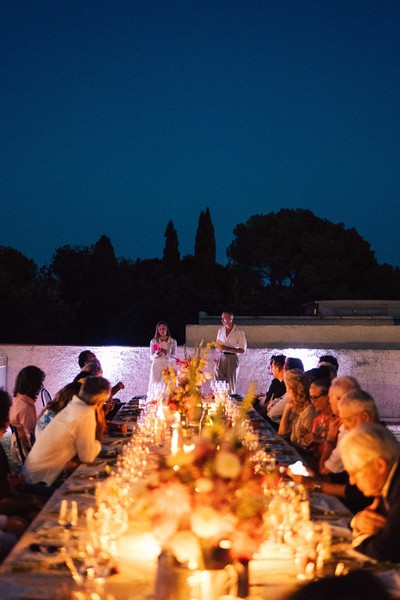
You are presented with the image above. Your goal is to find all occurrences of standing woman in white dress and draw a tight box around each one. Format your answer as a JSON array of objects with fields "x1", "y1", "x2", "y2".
[{"x1": 148, "y1": 321, "x2": 177, "y2": 395}]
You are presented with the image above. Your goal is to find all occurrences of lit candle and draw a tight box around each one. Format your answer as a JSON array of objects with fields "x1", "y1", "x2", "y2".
[
  {"x1": 183, "y1": 443, "x2": 196, "y2": 454},
  {"x1": 70, "y1": 500, "x2": 78, "y2": 527},
  {"x1": 58, "y1": 499, "x2": 68, "y2": 526},
  {"x1": 199, "y1": 570, "x2": 212, "y2": 600},
  {"x1": 170, "y1": 424, "x2": 181, "y2": 455},
  {"x1": 86, "y1": 507, "x2": 94, "y2": 530}
]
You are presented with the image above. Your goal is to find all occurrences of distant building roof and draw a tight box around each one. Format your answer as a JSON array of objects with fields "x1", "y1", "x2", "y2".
[{"x1": 303, "y1": 300, "x2": 400, "y2": 318}]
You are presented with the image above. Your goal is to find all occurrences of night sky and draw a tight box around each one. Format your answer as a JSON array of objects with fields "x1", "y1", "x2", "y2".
[{"x1": 2, "y1": 0, "x2": 400, "y2": 267}]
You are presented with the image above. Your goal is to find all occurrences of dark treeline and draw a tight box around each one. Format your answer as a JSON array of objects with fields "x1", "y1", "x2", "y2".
[{"x1": 1, "y1": 208, "x2": 400, "y2": 346}]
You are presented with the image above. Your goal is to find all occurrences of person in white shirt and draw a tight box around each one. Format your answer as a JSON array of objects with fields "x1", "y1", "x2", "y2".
[
  {"x1": 148, "y1": 321, "x2": 177, "y2": 395},
  {"x1": 22, "y1": 376, "x2": 110, "y2": 487},
  {"x1": 215, "y1": 311, "x2": 247, "y2": 394}
]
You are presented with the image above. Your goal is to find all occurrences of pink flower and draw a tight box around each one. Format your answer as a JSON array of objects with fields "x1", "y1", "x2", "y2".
[{"x1": 150, "y1": 482, "x2": 191, "y2": 520}]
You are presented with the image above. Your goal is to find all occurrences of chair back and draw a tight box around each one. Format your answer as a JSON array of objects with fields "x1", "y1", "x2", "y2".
[
  {"x1": 9, "y1": 424, "x2": 26, "y2": 464},
  {"x1": 40, "y1": 387, "x2": 52, "y2": 408}
]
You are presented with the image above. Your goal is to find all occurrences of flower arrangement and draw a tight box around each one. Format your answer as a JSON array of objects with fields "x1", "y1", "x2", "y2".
[
  {"x1": 163, "y1": 341, "x2": 216, "y2": 422},
  {"x1": 129, "y1": 389, "x2": 266, "y2": 569}
]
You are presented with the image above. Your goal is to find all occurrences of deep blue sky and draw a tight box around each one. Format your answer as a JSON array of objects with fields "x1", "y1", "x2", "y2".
[{"x1": 2, "y1": 0, "x2": 400, "y2": 267}]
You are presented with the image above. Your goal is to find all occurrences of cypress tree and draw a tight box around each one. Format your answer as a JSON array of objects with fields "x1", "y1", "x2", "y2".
[
  {"x1": 194, "y1": 207, "x2": 216, "y2": 265},
  {"x1": 163, "y1": 220, "x2": 180, "y2": 271},
  {"x1": 194, "y1": 208, "x2": 217, "y2": 290}
]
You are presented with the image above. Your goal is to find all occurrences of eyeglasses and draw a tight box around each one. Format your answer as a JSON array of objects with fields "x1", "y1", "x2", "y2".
[{"x1": 309, "y1": 392, "x2": 328, "y2": 401}]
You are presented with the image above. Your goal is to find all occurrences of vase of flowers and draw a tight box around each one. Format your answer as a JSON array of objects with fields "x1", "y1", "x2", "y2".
[
  {"x1": 163, "y1": 341, "x2": 215, "y2": 426},
  {"x1": 154, "y1": 548, "x2": 240, "y2": 600},
  {"x1": 128, "y1": 390, "x2": 264, "y2": 599}
]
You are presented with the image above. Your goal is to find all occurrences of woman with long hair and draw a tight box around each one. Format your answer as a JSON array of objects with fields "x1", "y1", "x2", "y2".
[
  {"x1": 35, "y1": 381, "x2": 82, "y2": 438},
  {"x1": 9, "y1": 365, "x2": 45, "y2": 456},
  {"x1": 148, "y1": 321, "x2": 177, "y2": 395},
  {"x1": 278, "y1": 369, "x2": 316, "y2": 451}
]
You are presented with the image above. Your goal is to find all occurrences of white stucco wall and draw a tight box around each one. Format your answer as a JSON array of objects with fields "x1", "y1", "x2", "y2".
[{"x1": 1, "y1": 343, "x2": 400, "y2": 420}]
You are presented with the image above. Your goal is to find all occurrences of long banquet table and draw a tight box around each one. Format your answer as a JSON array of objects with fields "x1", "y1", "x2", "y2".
[{"x1": 1, "y1": 404, "x2": 399, "y2": 600}]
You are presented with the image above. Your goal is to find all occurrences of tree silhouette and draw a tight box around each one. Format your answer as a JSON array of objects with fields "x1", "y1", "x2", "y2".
[
  {"x1": 2, "y1": 208, "x2": 400, "y2": 344},
  {"x1": 49, "y1": 236, "x2": 123, "y2": 343},
  {"x1": 227, "y1": 208, "x2": 380, "y2": 310},
  {"x1": 0, "y1": 246, "x2": 37, "y2": 288},
  {"x1": 195, "y1": 207, "x2": 216, "y2": 265},
  {"x1": 0, "y1": 246, "x2": 74, "y2": 343},
  {"x1": 162, "y1": 220, "x2": 180, "y2": 272},
  {"x1": 194, "y1": 207, "x2": 217, "y2": 290}
]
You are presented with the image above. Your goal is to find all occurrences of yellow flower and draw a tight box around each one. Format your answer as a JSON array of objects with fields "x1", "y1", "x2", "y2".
[
  {"x1": 215, "y1": 451, "x2": 242, "y2": 479},
  {"x1": 166, "y1": 449, "x2": 195, "y2": 468},
  {"x1": 194, "y1": 477, "x2": 214, "y2": 493},
  {"x1": 162, "y1": 341, "x2": 217, "y2": 420}
]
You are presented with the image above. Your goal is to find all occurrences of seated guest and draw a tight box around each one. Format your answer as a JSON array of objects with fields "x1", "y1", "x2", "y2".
[
  {"x1": 265, "y1": 392, "x2": 290, "y2": 427},
  {"x1": 0, "y1": 391, "x2": 42, "y2": 528},
  {"x1": 257, "y1": 356, "x2": 308, "y2": 430},
  {"x1": 263, "y1": 353, "x2": 286, "y2": 406},
  {"x1": 9, "y1": 365, "x2": 45, "y2": 457},
  {"x1": 74, "y1": 359, "x2": 103, "y2": 382},
  {"x1": 284, "y1": 357, "x2": 304, "y2": 372},
  {"x1": 36, "y1": 381, "x2": 81, "y2": 437},
  {"x1": 319, "y1": 376, "x2": 360, "y2": 475},
  {"x1": 78, "y1": 350, "x2": 97, "y2": 369},
  {"x1": 288, "y1": 385, "x2": 379, "y2": 514},
  {"x1": 75, "y1": 362, "x2": 118, "y2": 420},
  {"x1": 302, "y1": 378, "x2": 332, "y2": 460},
  {"x1": 0, "y1": 516, "x2": 26, "y2": 561},
  {"x1": 77, "y1": 350, "x2": 124, "y2": 397},
  {"x1": 305, "y1": 365, "x2": 331, "y2": 384},
  {"x1": 256, "y1": 354, "x2": 286, "y2": 405},
  {"x1": 22, "y1": 377, "x2": 110, "y2": 487},
  {"x1": 278, "y1": 369, "x2": 315, "y2": 451},
  {"x1": 285, "y1": 569, "x2": 392, "y2": 600},
  {"x1": 317, "y1": 354, "x2": 339, "y2": 380},
  {"x1": 338, "y1": 388, "x2": 380, "y2": 430},
  {"x1": 265, "y1": 356, "x2": 305, "y2": 426},
  {"x1": 336, "y1": 388, "x2": 381, "y2": 511},
  {"x1": 339, "y1": 423, "x2": 400, "y2": 563},
  {"x1": 255, "y1": 355, "x2": 286, "y2": 419}
]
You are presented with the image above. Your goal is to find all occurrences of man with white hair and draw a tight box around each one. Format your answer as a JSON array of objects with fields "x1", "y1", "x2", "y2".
[
  {"x1": 319, "y1": 376, "x2": 360, "y2": 475},
  {"x1": 338, "y1": 389, "x2": 380, "y2": 431},
  {"x1": 296, "y1": 386, "x2": 377, "y2": 514},
  {"x1": 339, "y1": 423, "x2": 400, "y2": 562}
]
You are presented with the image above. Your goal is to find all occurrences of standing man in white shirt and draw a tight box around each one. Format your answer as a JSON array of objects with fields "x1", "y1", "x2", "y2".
[{"x1": 215, "y1": 311, "x2": 247, "y2": 393}]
